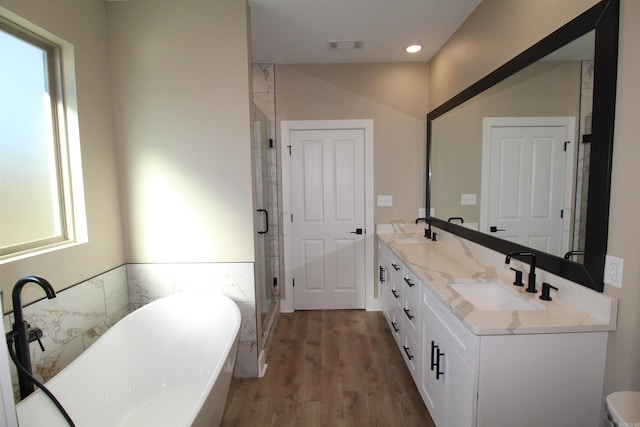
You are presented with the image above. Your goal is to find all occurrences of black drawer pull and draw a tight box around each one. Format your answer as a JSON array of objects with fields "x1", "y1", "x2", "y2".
[
  {"x1": 430, "y1": 341, "x2": 438, "y2": 371},
  {"x1": 391, "y1": 289, "x2": 399, "y2": 299},
  {"x1": 391, "y1": 321, "x2": 399, "y2": 333},
  {"x1": 379, "y1": 266, "x2": 386, "y2": 283},
  {"x1": 403, "y1": 277, "x2": 415, "y2": 287},
  {"x1": 403, "y1": 345, "x2": 414, "y2": 361},
  {"x1": 403, "y1": 308, "x2": 414, "y2": 320},
  {"x1": 436, "y1": 348, "x2": 444, "y2": 380},
  {"x1": 391, "y1": 263, "x2": 400, "y2": 271}
]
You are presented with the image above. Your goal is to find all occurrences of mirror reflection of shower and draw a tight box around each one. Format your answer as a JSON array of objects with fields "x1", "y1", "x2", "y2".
[{"x1": 252, "y1": 64, "x2": 279, "y2": 344}]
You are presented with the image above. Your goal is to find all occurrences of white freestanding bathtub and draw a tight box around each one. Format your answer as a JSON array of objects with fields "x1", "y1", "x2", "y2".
[{"x1": 15, "y1": 290, "x2": 241, "y2": 427}]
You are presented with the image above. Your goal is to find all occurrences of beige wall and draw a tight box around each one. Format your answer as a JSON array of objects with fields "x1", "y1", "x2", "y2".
[
  {"x1": 108, "y1": 0, "x2": 255, "y2": 263},
  {"x1": 431, "y1": 0, "x2": 640, "y2": 408},
  {"x1": 0, "y1": 0, "x2": 124, "y2": 306},
  {"x1": 276, "y1": 63, "x2": 429, "y2": 224},
  {"x1": 430, "y1": 0, "x2": 599, "y2": 107}
]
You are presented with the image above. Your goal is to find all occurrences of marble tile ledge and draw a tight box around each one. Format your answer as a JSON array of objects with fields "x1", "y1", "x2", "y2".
[{"x1": 377, "y1": 223, "x2": 618, "y2": 335}]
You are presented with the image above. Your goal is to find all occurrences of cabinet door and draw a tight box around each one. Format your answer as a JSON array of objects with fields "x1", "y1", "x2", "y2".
[
  {"x1": 421, "y1": 288, "x2": 478, "y2": 427},
  {"x1": 443, "y1": 345, "x2": 476, "y2": 427},
  {"x1": 421, "y1": 315, "x2": 446, "y2": 427}
]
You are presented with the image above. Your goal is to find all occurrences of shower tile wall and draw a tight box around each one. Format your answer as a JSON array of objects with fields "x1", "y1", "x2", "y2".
[{"x1": 574, "y1": 60, "x2": 594, "y2": 250}]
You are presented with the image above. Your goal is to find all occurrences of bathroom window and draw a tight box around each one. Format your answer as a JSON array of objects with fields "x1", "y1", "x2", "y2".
[{"x1": 0, "y1": 16, "x2": 87, "y2": 261}]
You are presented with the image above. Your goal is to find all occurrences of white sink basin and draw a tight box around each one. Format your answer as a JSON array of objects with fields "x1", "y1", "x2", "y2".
[
  {"x1": 449, "y1": 282, "x2": 544, "y2": 311},
  {"x1": 394, "y1": 236, "x2": 426, "y2": 244}
]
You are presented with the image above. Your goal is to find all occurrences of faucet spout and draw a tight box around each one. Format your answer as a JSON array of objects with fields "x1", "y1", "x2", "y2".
[
  {"x1": 505, "y1": 252, "x2": 537, "y2": 293},
  {"x1": 8, "y1": 275, "x2": 56, "y2": 398}
]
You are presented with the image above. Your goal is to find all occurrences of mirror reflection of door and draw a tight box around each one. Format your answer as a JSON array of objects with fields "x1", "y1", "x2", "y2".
[{"x1": 480, "y1": 117, "x2": 575, "y2": 257}]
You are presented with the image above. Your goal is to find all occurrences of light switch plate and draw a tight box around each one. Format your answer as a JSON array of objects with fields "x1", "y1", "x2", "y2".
[
  {"x1": 461, "y1": 193, "x2": 477, "y2": 205},
  {"x1": 377, "y1": 195, "x2": 393, "y2": 207},
  {"x1": 604, "y1": 255, "x2": 623, "y2": 288}
]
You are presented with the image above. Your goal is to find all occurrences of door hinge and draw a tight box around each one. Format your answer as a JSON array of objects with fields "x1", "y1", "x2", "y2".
[
  {"x1": 268, "y1": 138, "x2": 274, "y2": 148},
  {"x1": 290, "y1": 213, "x2": 293, "y2": 223},
  {"x1": 273, "y1": 277, "x2": 278, "y2": 288},
  {"x1": 561, "y1": 209, "x2": 564, "y2": 218},
  {"x1": 292, "y1": 278, "x2": 295, "y2": 288}
]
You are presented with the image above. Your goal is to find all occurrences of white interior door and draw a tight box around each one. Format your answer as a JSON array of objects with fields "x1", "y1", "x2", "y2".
[
  {"x1": 480, "y1": 117, "x2": 575, "y2": 256},
  {"x1": 290, "y1": 128, "x2": 365, "y2": 309}
]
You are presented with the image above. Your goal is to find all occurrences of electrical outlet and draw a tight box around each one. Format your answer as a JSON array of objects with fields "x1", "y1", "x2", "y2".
[
  {"x1": 418, "y1": 208, "x2": 426, "y2": 218},
  {"x1": 604, "y1": 255, "x2": 624, "y2": 288},
  {"x1": 377, "y1": 195, "x2": 393, "y2": 207}
]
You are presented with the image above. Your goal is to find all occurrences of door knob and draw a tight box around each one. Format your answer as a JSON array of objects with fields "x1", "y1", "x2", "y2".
[
  {"x1": 490, "y1": 226, "x2": 505, "y2": 233},
  {"x1": 350, "y1": 228, "x2": 364, "y2": 235}
]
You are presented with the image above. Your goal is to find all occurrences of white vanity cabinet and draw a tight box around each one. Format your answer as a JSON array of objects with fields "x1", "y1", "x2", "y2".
[{"x1": 378, "y1": 239, "x2": 610, "y2": 427}]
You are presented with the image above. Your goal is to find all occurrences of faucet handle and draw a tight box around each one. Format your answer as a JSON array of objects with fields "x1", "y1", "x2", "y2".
[
  {"x1": 540, "y1": 283, "x2": 558, "y2": 301},
  {"x1": 27, "y1": 327, "x2": 45, "y2": 351},
  {"x1": 510, "y1": 267, "x2": 524, "y2": 286}
]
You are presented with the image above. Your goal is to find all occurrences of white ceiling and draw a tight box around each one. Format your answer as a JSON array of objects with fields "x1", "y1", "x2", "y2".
[{"x1": 248, "y1": 0, "x2": 481, "y2": 64}]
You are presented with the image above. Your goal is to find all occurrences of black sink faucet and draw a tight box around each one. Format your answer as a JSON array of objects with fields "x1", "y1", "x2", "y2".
[
  {"x1": 7, "y1": 276, "x2": 56, "y2": 398},
  {"x1": 505, "y1": 252, "x2": 537, "y2": 293}
]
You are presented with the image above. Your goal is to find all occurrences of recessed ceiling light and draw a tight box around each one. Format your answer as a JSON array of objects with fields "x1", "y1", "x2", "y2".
[{"x1": 405, "y1": 44, "x2": 423, "y2": 54}]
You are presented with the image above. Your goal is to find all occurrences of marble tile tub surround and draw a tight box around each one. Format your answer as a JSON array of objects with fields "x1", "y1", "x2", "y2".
[
  {"x1": 377, "y1": 223, "x2": 618, "y2": 335},
  {"x1": 4, "y1": 261, "x2": 258, "y2": 401},
  {"x1": 4, "y1": 265, "x2": 130, "y2": 397},
  {"x1": 127, "y1": 262, "x2": 258, "y2": 377}
]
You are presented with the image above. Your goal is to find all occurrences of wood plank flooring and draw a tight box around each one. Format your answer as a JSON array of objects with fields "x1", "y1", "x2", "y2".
[{"x1": 221, "y1": 310, "x2": 434, "y2": 426}]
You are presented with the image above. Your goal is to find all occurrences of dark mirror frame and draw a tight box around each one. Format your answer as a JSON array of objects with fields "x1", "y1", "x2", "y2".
[{"x1": 426, "y1": 0, "x2": 619, "y2": 292}]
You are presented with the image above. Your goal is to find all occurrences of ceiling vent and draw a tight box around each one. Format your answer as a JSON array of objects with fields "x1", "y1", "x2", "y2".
[{"x1": 328, "y1": 40, "x2": 364, "y2": 51}]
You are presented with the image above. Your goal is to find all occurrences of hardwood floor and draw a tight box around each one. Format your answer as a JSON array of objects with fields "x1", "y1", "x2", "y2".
[{"x1": 221, "y1": 310, "x2": 434, "y2": 426}]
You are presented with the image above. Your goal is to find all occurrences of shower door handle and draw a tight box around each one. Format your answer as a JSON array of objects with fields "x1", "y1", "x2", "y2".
[{"x1": 257, "y1": 209, "x2": 269, "y2": 234}]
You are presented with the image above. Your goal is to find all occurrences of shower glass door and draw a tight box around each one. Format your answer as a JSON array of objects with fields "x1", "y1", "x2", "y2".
[{"x1": 253, "y1": 103, "x2": 279, "y2": 341}]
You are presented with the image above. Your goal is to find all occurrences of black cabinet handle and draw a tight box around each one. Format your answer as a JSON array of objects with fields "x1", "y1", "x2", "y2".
[
  {"x1": 391, "y1": 263, "x2": 400, "y2": 271},
  {"x1": 430, "y1": 341, "x2": 437, "y2": 371},
  {"x1": 391, "y1": 289, "x2": 399, "y2": 299},
  {"x1": 391, "y1": 321, "x2": 399, "y2": 333},
  {"x1": 403, "y1": 308, "x2": 414, "y2": 320},
  {"x1": 403, "y1": 277, "x2": 415, "y2": 287},
  {"x1": 257, "y1": 209, "x2": 269, "y2": 234},
  {"x1": 490, "y1": 226, "x2": 505, "y2": 233},
  {"x1": 379, "y1": 266, "x2": 385, "y2": 283},
  {"x1": 403, "y1": 345, "x2": 414, "y2": 361},
  {"x1": 436, "y1": 348, "x2": 444, "y2": 380}
]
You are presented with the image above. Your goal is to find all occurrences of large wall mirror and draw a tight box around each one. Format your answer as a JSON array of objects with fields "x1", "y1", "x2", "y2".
[{"x1": 426, "y1": 0, "x2": 619, "y2": 292}]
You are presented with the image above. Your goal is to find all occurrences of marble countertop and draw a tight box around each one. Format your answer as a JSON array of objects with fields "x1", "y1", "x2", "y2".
[{"x1": 378, "y1": 224, "x2": 617, "y2": 335}]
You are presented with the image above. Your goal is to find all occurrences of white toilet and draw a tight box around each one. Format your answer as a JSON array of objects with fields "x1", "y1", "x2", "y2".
[{"x1": 606, "y1": 391, "x2": 640, "y2": 426}]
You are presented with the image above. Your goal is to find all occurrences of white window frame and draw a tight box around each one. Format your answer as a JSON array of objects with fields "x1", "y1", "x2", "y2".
[{"x1": 0, "y1": 9, "x2": 87, "y2": 263}]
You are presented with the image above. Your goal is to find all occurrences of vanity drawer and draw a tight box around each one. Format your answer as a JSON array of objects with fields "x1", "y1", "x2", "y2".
[
  {"x1": 403, "y1": 267, "x2": 421, "y2": 301},
  {"x1": 403, "y1": 291, "x2": 420, "y2": 338},
  {"x1": 389, "y1": 305, "x2": 402, "y2": 346},
  {"x1": 389, "y1": 279, "x2": 402, "y2": 309},
  {"x1": 421, "y1": 284, "x2": 479, "y2": 368},
  {"x1": 401, "y1": 326, "x2": 420, "y2": 383}
]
